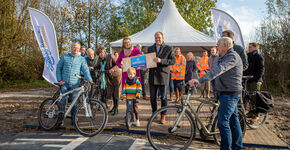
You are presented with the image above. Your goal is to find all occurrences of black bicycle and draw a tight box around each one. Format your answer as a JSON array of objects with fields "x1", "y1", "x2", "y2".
[
  {"x1": 90, "y1": 70, "x2": 113, "y2": 111},
  {"x1": 125, "y1": 99, "x2": 135, "y2": 129},
  {"x1": 241, "y1": 76, "x2": 268, "y2": 129}
]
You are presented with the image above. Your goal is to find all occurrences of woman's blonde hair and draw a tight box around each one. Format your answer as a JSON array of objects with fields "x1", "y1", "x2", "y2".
[
  {"x1": 121, "y1": 37, "x2": 132, "y2": 52},
  {"x1": 186, "y1": 52, "x2": 194, "y2": 61},
  {"x1": 127, "y1": 67, "x2": 136, "y2": 75},
  {"x1": 174, "y1": 47, "x2": 181, "y2": 52}
]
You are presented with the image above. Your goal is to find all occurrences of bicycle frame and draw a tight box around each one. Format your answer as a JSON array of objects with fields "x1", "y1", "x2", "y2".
[
  {"x1": 126, "y1": 99, "x2": 134, "y2": 114},
  {"x1": 48, "y1": 85, "x2": 92, "y2": 119},
  {"x1": 170, "y1": 89, "x2": 219, "y2": 135}
]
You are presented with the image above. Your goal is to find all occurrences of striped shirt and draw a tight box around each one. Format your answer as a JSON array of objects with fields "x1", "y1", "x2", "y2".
[{"x1": 121, "y1": 78, "x2": 142, "y2": 101}]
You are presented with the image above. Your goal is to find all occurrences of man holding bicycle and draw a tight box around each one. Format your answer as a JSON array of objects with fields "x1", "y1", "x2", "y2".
[
  {"x1": 243, "y1": 42, "x2": 264, "y2": 119},
  {"x1": 56, "y1": 42, "x2": 93, "y2": 119},
  {"x1": 189, "y1": 37, "x2": 243, "y2": 150}
]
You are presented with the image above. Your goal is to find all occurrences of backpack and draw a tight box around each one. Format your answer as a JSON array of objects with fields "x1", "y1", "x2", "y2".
[{"x1": 255, "y1": 91, "x2": 274, "y2": 113}]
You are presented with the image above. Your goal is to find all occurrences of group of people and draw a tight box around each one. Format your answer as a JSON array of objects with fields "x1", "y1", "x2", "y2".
[{"x1": 56, "y1": 30, "x2": 264, "y2": 150}]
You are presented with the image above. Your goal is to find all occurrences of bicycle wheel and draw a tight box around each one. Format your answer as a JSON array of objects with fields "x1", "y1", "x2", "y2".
[
  {"x1": 74, "y1": 99, "x2": 108, "y2": 137},
  {"x1": 146, "y1": 106, "x2": 196, "y2": 150},
  {"x1": 212, "y1": 109, "x2": 247, "y2": 145},
  {"x1": 91, "y1": 87, "x2": 113, "y2": 110},
  {"x1": 196, "y1": 102, "x2": 216, "y2": 131},
  {"x1": 244, "y1": 98, "x2": 268, "y2": 129},
  {"x1": 38, "y1": 98, "x2": 62, "y2": 130},
  {"x1": 125, "y1": 111, "x2": 134, "y2": 130},
  {"x1": 239, "y1": 109, "x2": 247, "y2": 136},
  {"x1": 91, "y1": 88, "x2": 101, "y2": 100}
]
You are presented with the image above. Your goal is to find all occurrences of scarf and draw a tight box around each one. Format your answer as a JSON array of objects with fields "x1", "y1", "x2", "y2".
[
  {"x1": 126, "y1": 76, "x2": 138, "y2": 85},
  {"x1": 100, "y1": 54, "x2": 108, "y2": 89}
]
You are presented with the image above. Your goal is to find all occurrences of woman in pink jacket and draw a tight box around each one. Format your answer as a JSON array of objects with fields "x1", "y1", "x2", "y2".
[{"x1": 116, "y1": 37, "x2": 141, "y2": 87}]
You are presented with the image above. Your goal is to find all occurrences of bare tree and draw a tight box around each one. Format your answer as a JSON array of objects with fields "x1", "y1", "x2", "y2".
[{"x1": 256, "y1": 0, "x2": 289, "y2": 93}]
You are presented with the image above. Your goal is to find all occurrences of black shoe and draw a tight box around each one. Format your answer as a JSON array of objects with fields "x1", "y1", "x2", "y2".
[{"x1": 109, "y1": 107, "x2": 115, "y2": 113}]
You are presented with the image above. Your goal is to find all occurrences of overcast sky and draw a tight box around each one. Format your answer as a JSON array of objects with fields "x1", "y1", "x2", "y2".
[{"x1": 216, "y1": 0, "x2": 267, "y2": 41}]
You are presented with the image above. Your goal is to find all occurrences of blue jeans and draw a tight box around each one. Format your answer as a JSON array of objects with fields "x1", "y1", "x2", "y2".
[
  {"x1": 150, "y1": 85, "x2": 167, "y2": 115},
  {"x1": 158, "y1": 85, "x2": 167, "y2": 97},
  {"x1": 60, "y1": 84, "x2": 79, "y2": 117},
  {"x1": 169, "y1": 74, "x2": 174, "y2": 93},
  {"x1": 218, "y1": 94, "x2": 243, "y2": 150},
  {"x1": 173, "y1": 79, "x2": 183, "y2": 92},
  {"x1": 211, "y1": 79, "x2": 217, "y2": 98}
]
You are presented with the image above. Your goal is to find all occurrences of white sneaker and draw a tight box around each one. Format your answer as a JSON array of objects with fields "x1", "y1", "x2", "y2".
[{"x1": 136, "y1": 119, "x2": 140, "y2": 127}]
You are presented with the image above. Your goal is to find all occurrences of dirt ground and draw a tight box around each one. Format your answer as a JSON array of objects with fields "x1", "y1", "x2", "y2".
[
  {"x1": 263, "y1": 94, "x2": 290, "y2": 145},
  {"x1": 0, "y1": 87, "x2": 289, "y2": 148}
]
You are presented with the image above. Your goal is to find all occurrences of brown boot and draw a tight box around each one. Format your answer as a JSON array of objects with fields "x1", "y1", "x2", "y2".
[
  {"x1": 200, "y1": 90, "x2": 204, "y2": 98},
  {"x1": 160, "y1": 114, "x2": 166, "y2": 124},
  {"x1": 175, "y1": 90, "x2": 180, "y2": 104}
]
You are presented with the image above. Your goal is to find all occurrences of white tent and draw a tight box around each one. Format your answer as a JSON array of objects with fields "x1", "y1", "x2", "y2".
[{"x1": 110, "y1": 0, "x2": 216, "y2": 53}]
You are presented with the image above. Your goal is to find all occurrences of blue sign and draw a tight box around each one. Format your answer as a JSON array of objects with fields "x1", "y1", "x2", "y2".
[{"x1": 131, "y1": 56, "x2": 147, "y2": 70}]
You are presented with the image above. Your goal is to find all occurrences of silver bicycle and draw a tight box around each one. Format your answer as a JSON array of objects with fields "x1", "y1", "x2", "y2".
[{"x1": 38, "y1": 75, "x2": 108, "y2": 137}]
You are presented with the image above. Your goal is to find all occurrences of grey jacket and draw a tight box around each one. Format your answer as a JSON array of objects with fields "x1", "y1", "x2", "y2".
[
  {"x1": 198, "y1": 48, "x2": 243, "y2": 94},
  {"x1": 209, "y1": 54, "x2": 219, "y2": 70}
]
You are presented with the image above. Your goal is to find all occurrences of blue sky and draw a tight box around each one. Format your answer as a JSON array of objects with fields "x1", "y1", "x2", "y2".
[{"x1": 216, "y1": 0, "x2": 267, "y2": 41}]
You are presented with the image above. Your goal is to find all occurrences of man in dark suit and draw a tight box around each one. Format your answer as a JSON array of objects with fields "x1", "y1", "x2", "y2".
[{"x1": 148, "y1": 32, "x2": 175, "y2": 124}]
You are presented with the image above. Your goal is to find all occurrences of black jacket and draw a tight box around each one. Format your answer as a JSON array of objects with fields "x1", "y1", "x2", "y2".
[
  {"x1": 243, "y1": 50, "x2": 264, "y2": 82},
  {"x1": 148, "y1": 43, "x2": 175, "y2": 85},
  {"x1": 185, "y1": 60, "x2": 196, "y2": 82},
  {"x1": 233, "y1": 43, "x2": 248, "y2": 71}
]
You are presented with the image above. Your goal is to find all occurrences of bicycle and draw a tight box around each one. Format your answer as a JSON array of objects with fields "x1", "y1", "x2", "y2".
[
  {"x1": 38, "y1": 75, "x2": 108, "y2": 137},
  {"x1": 196, "y1": 98, "x2": 247, "y2": 141},
  {"x1": 146, "y1": 83, "x2": 246, "y2": 150},
  {"x1": 125, "y1": 99, "x2": 135, "y2": 129},
  {"x1": 241, "y1": 76, "x2": 268, "y2": 129},
  {"x1": 90, "y1": 70, "x2": 113, "y2": 111}
]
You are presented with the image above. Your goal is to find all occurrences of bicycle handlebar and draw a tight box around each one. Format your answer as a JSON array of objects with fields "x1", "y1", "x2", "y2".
[
  {"x1": 75, "y1": 74, "x2": 83, "y2": 79},
  {"x1": 75, "y1": 74, "x2": 93, "y2": 85},
  {"x1": 242, "y1": 75, "x2": 253, "y2": 80},
  {"x1": 177, "y1": 81, "x2": 198, "y2": 94},
  {"x1": 95, "y1": 70, "x2": 112, "y2": 73}
]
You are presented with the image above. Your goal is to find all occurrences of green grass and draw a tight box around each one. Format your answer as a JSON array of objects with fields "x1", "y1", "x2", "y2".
[{"x1": 0, "y1": 80, "x2": 52, "y2": 91}]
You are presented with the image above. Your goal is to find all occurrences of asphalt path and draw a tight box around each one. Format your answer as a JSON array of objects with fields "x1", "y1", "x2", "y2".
[{"x1": 0, "y1": 133, "x2": 211, "y2": 150}]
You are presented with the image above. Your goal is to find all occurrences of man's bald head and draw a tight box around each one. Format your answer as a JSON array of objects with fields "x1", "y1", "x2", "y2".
[{"x1": 71, "y1": 43, "x2": 81, "y2": 55}]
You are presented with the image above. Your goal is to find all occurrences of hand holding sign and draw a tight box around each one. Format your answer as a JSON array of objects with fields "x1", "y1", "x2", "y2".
[
  {"x1": 153, "y1": 57, "x2": 161, "y2": 63},
  {"x1": 122, "y1": 52, "x2": 157, "y2": 72}
]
